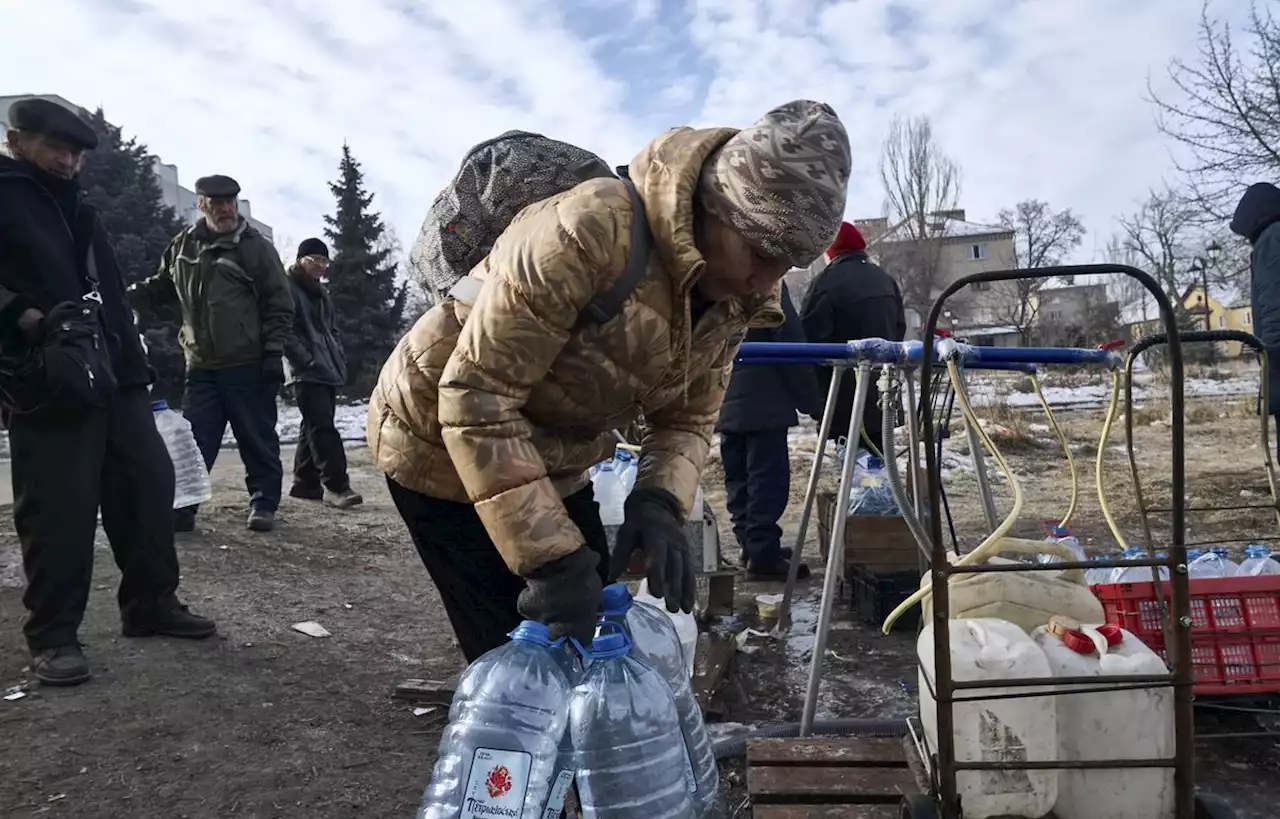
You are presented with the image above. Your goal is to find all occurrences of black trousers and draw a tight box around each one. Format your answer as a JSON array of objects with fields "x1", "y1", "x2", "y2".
[
  {"x1": 11, "y1": 387, "x2": 182, "y2": 651},
  {"x1": 292, "y1": 382, "x2": 349, "y2": 492},
  {"x1": 183, "y1": 364, "x2": 282, "y2": 512},
  {"x1": 387, "y1": 478, "x2": 610, "y2": 663},
  {"x1": 721, "y1": 428, "x2": 792, "y2": 564}
]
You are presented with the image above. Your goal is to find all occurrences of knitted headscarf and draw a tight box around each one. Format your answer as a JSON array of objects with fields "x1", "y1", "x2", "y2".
[{"x1": 697, "y1": 100, "x2": 851, "y2": 266}]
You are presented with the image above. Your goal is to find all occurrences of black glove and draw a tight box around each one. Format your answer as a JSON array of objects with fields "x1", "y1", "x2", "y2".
[
  {"x1": 262, "y1": 355, "x2": 285, "y2": 385},
  {"x1": 517, "y1": 547, "x2": 603, "y2": 648},
  {"x1": 608, "y1": 488, "x2": 696, "y2": 614}
]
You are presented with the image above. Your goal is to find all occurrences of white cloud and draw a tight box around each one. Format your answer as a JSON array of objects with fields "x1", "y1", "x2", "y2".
[{"x1": 0, "y1": 0, "x2": 1254, "y2": 271}]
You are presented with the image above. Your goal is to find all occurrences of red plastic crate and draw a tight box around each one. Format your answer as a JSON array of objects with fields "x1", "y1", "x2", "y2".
[{"x1": 1093, "y1": 575, "x2": 1280, "y2": 696}]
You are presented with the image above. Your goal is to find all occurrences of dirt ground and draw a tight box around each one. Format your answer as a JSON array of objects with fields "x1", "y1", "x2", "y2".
[{"x1": 1, "y1": 384, "x2": 1278, "y2": 818}]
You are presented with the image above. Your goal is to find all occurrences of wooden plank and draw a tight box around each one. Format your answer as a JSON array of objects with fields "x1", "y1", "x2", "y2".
[
  {"x1": 747, "y1": 737, "x2": 908, "y2": 766},
  {"x1": 392, "y1": 674, "x2": 459, "y2": 705},
  {"x1": 752, "y1": 806, "x2": 898, "y2": 819},
  {"x1": 691, "y1": 632, "x2": 735, "y2": 713},
  {"x1": 748, "y1": 766, "x2": 917, "y2": 802}
]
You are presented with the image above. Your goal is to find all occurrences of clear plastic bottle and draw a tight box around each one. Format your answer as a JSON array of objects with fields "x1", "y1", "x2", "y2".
[
  {"x1": 593, "y1": 461, "x2": 625, "y2": 527},
  {"x1": 1188, "y1": 549, "x2": 1232, "y2": 579},
  {"x1": 849, "y1": 456, "x2": 900, "y2": 516},
  {"x1": 632, "y1": 580, "x2": 698, "y2": 679},
  {"x1": 1112, "y1": 546, "x2": 1151, "y2": 584},
  {"x1": 418, "y1": 621, "x2": 575, "y2": 819},
  {"x1": 1085, "y1": 555, "x2": 1115, "y2": 587},
  {"x1": 1211, "y1": 546, "x2": 1241, "y2": 577},
  {"x1": 1240, "y1": 545, "x2": 1280, "y2": 576},
  {"x1": 600, "y1": 585, "x2": 717, "y2": 817},
  {"x1": 1039, "y1": 525, "x2": 1085, "y2": 565},
  {"x1": 614, "y1": 450, "x2": 638, "y2": 497},
  {"x1": 152, "y1": 400, "x2": 212, "y2": 510},
  {"x1": 570, "y1": 624, "x2": 696, "y2": 819}
]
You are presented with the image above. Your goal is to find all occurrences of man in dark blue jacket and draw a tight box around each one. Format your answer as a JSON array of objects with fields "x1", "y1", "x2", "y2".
[
  {"x1": 715, "y1": 281, "x2": 823, "y2": 580},
  {"x1": 1231, "y1": 182, "x2": 1280, "y2": 458},
  {"x1": 283, "y1": 238, "x2": 361, "y2": 508}
]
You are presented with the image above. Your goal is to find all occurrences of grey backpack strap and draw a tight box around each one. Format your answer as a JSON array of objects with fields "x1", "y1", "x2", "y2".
[{"x1": 576, "y1": 166, "x2": 652, "y2": 327}]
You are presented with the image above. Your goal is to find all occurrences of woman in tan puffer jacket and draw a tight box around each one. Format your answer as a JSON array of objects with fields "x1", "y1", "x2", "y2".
[{"x1": 369, "y1": 101, "x2": 851, "y2": 660}]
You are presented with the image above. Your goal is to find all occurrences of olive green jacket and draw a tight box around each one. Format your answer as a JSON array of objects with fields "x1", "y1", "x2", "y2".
[{"x1": 129, "y1": 218, "x2": 294, "y2": 370}]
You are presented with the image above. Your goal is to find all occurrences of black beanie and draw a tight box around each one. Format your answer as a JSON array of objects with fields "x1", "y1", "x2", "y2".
[{"x1": 297, "y1": 238, "x2": 329, "y2": 259}]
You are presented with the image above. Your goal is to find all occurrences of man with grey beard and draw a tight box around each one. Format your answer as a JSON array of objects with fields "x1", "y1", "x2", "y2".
[
  {"x1": 0, "y1": 98, "x2": 216, "y2": 686},
  {"x1": 130, "y1": 175, "x2": 295, "y2": 533}
]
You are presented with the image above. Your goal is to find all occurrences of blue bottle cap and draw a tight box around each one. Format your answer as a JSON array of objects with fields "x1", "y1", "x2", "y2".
[
  {"x1": 867, "y1": 456, "x2": 882, "y2": 470},
  {"x1": 599, "y1": 583, "x2": 633, "y2": 616},
  {"x1": 1187, "y1": 548, "x2": 1204, "y2": 560},
  {"x1": 151, "y1": 399, "x2": 169, "y2": 412},
  {"x1": 508, "y1": 621, "x2": 553, "y2": 647},
  {"x1": 589, "y1": 630, "x2": 631, "y2": 659},
  {"x1": 1049, "y1": 525, "x2": 1068, "y2": 537},
  {"x1": 1211, "y1": 546, "x2": 1230, "y2": 557}
]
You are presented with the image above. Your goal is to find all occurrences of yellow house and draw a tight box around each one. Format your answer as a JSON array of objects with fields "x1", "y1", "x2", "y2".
[
  {"x1": 1121, "y1": 284, "x2": 1255, "y2": 357},
  {"x1": 1182, "y1": 284, "x2": 1254, "y2": 357}
]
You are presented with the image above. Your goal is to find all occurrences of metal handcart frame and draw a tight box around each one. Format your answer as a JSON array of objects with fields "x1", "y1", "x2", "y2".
[
  {"x1": 734, "y1": 263, "x2": 1229, "y2": 817},
  {"x1": 920, "y1": 264, "x2": 1196, "y2": 819}
]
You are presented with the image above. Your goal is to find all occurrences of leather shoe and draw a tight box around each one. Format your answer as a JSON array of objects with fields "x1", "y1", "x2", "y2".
[
  {"x1": 123, "y1": 601, "x2": 217, "y2": 639},
  {"x1": 31, "y1": 644, "x2": 91, "y2": 687}
]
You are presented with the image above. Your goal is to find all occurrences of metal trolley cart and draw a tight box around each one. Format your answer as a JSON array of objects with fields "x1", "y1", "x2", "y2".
[{"x1": 733, "y1": 263, "x2": 1237, "y2": 818}]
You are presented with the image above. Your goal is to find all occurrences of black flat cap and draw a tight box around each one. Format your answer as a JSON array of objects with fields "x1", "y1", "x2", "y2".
[
  {"x1": 7, "y1": 98, "x2": 98, "y2": 150},
  {"x1": 195, "y1": 174, "x2": 241, "y2": 198}
]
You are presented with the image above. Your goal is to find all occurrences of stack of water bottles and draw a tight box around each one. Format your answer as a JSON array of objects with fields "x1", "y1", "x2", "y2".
[
  {"x1": 848, "y1": 455, "x2": 900, "y2": 516},
  {"x1": 417, "y1": 584, "x2": 717, "y2": 819},
  {"x1": 1086, "y1": 544, "x2": 1280, "y2": 587}
]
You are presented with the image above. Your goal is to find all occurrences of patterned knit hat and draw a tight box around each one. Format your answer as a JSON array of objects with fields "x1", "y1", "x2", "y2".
[{"x1": 697, "y1": 100, "x2": 851, "y2": 266}]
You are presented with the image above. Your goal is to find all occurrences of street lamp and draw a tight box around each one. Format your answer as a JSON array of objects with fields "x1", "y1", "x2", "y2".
[
  {"x1": 1191, "y1": 257, "x2": 1211, "y2": 331},
  {"x1": 1206, "y1": 239, "x2": 1223, "y2": 263}
]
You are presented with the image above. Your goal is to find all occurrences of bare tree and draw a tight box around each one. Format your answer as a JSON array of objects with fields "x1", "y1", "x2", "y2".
[
  {"x1": 988, "y1": 200, "x2": 1086, "y2": 342},
  {"x1": 1149, "y1": 3, "x2": 1280, "y2": 220},
  {"x1": 1116, "y1": 187, "x2": 1205, "y2": 323},
  {"x1": 876, "y1": 115, "x2": 962, "y2": 317}
]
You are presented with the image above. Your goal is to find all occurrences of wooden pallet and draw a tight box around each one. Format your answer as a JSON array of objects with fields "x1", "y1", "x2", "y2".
[{"x1": 747, "y1": 737, "x2": 922, "y2": 818}]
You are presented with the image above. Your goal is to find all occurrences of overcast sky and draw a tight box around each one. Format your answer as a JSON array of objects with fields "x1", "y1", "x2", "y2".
[{"x1": 1, "y1": 0, "x2": 1247, "y2": 262}]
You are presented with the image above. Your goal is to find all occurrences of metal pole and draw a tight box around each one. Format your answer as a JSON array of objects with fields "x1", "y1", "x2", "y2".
[
  {"x1": 904, "y1": 372, "x2": 922, "y2": 523},
  {"x1": 960, "y1": 368, "x2": 1000, "y2": 531},
  {"x1": 777, "y1": 367, "x2": 845, "y2": 632},
  {"x1": 799, "y1": 361, "x2": 871, "y2": 737}
]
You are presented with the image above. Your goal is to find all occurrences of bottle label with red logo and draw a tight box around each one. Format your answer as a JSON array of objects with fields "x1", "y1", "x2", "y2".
[{"x1": 461, "y1": 748, "x2": 532, "y2": 819}]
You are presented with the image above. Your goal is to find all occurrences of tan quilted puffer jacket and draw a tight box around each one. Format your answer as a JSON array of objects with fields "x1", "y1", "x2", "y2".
[{"x1": 368, "y1": 126, "x2": 784, "y2": 576}]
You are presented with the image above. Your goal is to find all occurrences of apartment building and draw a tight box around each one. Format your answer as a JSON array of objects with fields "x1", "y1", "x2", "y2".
[{"x1": 0, "y1": 93, "x2": 273, "y2": 241}]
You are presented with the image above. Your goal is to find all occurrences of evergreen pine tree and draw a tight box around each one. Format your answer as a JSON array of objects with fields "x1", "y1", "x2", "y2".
[
  {"x1": 323, "y1": 144, "x2": 406, "y2": 396},
  {"x1": 78, "y1": 108, "x2": 187, "y2": 399}
]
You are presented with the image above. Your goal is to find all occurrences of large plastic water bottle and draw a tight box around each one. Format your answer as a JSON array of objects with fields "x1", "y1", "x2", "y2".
[
  {"x1": 418, "y1": 622, "x2": 575, "y2": 819},
  {"x1": 152, "y1": 400, "x2": 212, "y2": 510},
  {"x1": 633, "y1": 580, "x2": 698, "y2": 678},
  {"x1": 615, "y1": 450, "x2": 638, "y2": 497},
  {"x1": 1039, "y1": 525, "x2": 1085, "y2": 565},
  {"x1": 1240, "y1": 545, "x2": 1280, "y2": 576},
  {"x1": 1188, "y1": 549, "x2": 1234, "y2": 579},
  {"x1": 1085, "y1": 555, "x2": 1115, "y2": 586},
  {"x1": 570, "y1": 624, "x2": 696, "y2": 819},
  {"x1": 1211, "y1": 547, "x2": 1241, "y2": 577},
  {"x1": 593, "y1": 461, "x2": 625, "y2": 527},
  {"x1": 849, "y1": 456, "x2": 899, "y2": 516},
  {"x1": 599, "y1": 585, "x2": 717, "y2": 817}
]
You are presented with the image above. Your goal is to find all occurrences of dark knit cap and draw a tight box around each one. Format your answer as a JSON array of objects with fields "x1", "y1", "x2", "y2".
[{"x1": 297, "y1": 238, "x2": 329, "y2": 259}]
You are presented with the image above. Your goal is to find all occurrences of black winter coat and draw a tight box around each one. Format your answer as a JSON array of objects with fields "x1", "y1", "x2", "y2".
[
  {"x1": 800, "y1": 250, "x2": 906, "y2": 446},
  {"x1": 0, "y1": 155, "x2": 152, "y2": 392},
  {"x1": 1231, "y1": 183, "x2": 1280, "y2": 415},
  {"x1": 283, "y1": 267, "x2": 347, "y2": 387},
  {"x1": 716, "y1": 282, "x2": 823, "y2": 433}
]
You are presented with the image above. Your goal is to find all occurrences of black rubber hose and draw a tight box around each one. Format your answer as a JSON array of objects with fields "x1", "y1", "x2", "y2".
[{"x1": 710, "y1": 717, "x2": 911, "y2": 760}]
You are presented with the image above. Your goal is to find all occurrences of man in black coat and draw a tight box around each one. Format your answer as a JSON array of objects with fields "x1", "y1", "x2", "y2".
[
  {"x1": 283, "y1": 238, "x2": 362, "y2": 508},
  {"x1": 716, "y1": 281, "x2": 824, "y2": 580},
  {"x1": 0, "y1": 98, "x2": 215, "y2": 686},
  {"x1": 1230, "y1": 182, "x2": 1280, "y2": 459},
  {"x1": 800, "y1": 222, "x2": 907, "y2": 452}
]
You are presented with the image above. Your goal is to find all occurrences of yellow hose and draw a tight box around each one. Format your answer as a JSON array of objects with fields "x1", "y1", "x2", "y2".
[
  {"x1": 1030, "y1": 371, "x2": 1078, "y2": 529},
  {"x1": 1095, "y1": 369, "x2": 1129, "y2": 549},
  {"x1": 881, "y1": 358, "x2": 1025, "y2": 634}
]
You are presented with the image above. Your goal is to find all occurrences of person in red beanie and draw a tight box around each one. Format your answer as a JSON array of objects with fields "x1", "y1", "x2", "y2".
[{"x1": 799, "y1": 222, "x2": 906, "y2": 450}]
